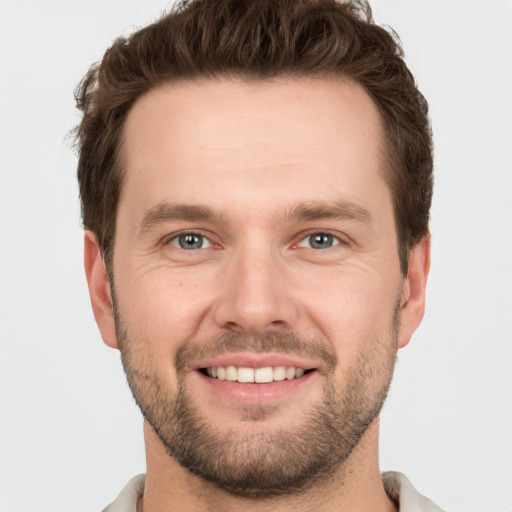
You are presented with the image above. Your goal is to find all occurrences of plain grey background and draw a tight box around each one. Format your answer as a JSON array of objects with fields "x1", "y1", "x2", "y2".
[{"x1": 0, "y1": 1, "x2": 511, "y2": 510}]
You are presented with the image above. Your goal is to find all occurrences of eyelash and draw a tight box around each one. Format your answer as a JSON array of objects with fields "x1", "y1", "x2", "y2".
[
  {"x1": 295, "y1": 231, "x2": 345, "y2": 250},
  {"x1": 165, "y1": 230, "x2": 346, "y2": 251},
  {"x1": 166, "y1": 231, "x2": 215, "y2": 251}
]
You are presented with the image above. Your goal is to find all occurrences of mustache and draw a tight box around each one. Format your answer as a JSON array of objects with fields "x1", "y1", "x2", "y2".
[{"x1": 175, "y1": 331, "x2": 337, "y2": 374}]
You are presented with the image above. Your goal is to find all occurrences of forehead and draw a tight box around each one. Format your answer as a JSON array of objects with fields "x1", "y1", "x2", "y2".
[{"x1": 120, "y1": 77, "x2": 388, "y2": 220}]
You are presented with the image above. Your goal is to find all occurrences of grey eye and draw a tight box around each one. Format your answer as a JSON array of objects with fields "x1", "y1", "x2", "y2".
[
  {"x1": 309, "y1": 233, "x2": 333, "y2": 249},
  {"x1": 298, "y1": 233, "x2": 339, "y2": 249},
  {"x1": 170, "y1": 233, "x2": 211, "y2": 250}
]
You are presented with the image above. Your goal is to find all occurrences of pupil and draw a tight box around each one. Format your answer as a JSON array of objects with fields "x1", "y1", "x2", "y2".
[
  {"x1": 311, "y1": 233, "x2": 332, "y2": 249},
  {"x1": 180, "y1": 234, "x2": 202, "y2": 249}
]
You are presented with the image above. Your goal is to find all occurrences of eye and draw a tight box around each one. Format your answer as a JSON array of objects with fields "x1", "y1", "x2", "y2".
[
  {"x1": 168, "y1": 233, "x2": 212, "y2": 250},
  {"x1": 297, "y1": 232, "x2": 340, "y2": 250}
]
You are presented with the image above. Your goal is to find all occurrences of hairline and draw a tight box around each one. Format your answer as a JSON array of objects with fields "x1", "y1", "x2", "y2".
[{"x1": 104, "y1": 72, "x2": 411, "y2": 275}]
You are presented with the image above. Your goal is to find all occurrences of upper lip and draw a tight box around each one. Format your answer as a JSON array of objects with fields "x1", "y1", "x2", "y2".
[{"x1": 190, "y1": 352, "x2": 320, "y2": 372}]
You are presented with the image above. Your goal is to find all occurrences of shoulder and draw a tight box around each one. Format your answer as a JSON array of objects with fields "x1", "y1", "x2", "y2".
[
  {"x1": 382, "y1": 471, "x2": 446, "y2": 512},
  {"x1": 101, "y1": 474, "x2": 145, "y2": 512}
]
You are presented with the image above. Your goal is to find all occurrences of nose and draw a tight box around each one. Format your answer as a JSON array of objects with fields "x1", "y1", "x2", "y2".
[{"x1": 213, "y1": 246, "x2": 299, "y2": 335}]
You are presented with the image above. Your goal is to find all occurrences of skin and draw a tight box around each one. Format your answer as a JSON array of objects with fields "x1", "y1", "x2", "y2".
[{"x1": 84, "y1": 77, "x2": 430, "y2": 512}]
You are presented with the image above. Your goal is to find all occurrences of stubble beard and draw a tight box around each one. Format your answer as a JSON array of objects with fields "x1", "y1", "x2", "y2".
[{"x1": 114, "y1": 298, "x2": 400, "y2": 499}]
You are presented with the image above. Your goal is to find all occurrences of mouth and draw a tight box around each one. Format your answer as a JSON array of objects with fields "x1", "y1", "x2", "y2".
[
  {"x1": 191, "y1": 353, "x2": 320, "y2": 403},
  {"x1": 199, "y1": 365, "x2": 311, "y2": 383}
]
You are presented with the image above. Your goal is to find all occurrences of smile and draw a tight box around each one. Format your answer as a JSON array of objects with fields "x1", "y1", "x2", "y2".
[{"x1": 202, "y1": 366, "x2": 307, "y2": 383}]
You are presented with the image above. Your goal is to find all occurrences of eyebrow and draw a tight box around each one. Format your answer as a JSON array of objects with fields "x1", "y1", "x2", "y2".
[
  {"x1": 139, "y1": 199, "x2": 372, "y2": 234},
  {"x1": 139, "y1": 203, "x2": 219, "y2": 234},
  {"x1": 282, "y1": 200, "x2": 372, "y2": 224}
]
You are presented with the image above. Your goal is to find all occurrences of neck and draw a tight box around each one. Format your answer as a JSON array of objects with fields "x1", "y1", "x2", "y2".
[{"x1": 139, "y1": 419, "x2": 397, "y2": 512}]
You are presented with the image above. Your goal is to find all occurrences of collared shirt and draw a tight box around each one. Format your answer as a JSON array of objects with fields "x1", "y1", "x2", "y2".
[{"x1": 102, "y1": 471, "x2": 445, "y2": 511}]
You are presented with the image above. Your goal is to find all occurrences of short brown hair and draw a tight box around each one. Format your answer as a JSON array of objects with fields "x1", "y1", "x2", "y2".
[{"x1": 74, "y1": 0, "x2": 433, "y2": 274}]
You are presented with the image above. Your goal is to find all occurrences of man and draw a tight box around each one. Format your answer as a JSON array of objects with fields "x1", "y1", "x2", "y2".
[{"x1": 75, "y1": 0, "x2": 441, "y2": 510}]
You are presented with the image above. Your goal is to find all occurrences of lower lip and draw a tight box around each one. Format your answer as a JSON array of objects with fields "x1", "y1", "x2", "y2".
[{"x1": 195, "y1": 370, "x2": 316, "y2": 403}]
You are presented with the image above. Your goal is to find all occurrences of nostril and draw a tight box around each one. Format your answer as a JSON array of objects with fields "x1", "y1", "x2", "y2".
[
  {"x1": 269, "y1": 320, "x2": 288, "y2": 328},
  {"x1": 223, "y1": 321, "x2": 246, "y2": 333}
]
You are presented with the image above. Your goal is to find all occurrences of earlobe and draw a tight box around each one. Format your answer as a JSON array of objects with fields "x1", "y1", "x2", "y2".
[
  {"x1": 397, "y1": 235, "x2": 431, "y2": 349},
  {"x1": 84, "y1": 231, "x2": 119, "y2": 349}
]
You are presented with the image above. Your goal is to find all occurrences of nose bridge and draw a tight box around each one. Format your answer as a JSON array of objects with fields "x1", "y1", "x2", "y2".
[{"x1": 214, "y1": 238, "x2": 297, "y2": 333}]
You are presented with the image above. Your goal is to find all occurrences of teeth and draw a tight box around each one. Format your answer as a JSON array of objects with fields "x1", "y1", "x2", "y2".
[
  {"x1": 237, "y1": 367, "x2": 255, "y2": 383},
  {"x1": 255, "y1": 367, "x2": 273, "y2": 383},
  {"x1": 225, "y1": 365, "x2": 237, "y2": 381},
  {"x1": 273, "y1": 366, "x2": 286, "y2": 381},
  {"x1": 204, "y1": 365, "x2": 308, "y2": 383}
]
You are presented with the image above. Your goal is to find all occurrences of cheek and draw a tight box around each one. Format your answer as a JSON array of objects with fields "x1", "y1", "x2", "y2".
[
  {"x1": 114, "y1": 265, "x2": 219, "y2": 351},
  {"x1": 298, "y1": 268, "x2": 399, "y2": 354}
]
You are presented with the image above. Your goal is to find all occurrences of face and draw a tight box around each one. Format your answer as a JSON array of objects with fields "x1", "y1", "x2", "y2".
[{"x1": 86, "y1": 78, "x2": 429, "y2": 497}]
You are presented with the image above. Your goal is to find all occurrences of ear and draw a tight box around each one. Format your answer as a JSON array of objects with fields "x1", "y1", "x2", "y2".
[
  {"x1": 398, "y1": 235, "x2": 431, "y2": 349},
  {"x1": 84, "y1": 231, "x2": 119, "y2": 349}
]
